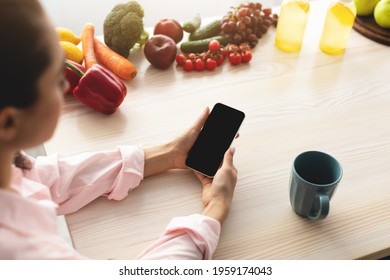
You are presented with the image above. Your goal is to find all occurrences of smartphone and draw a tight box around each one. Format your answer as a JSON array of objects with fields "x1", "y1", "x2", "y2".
[{"x1": 185, "y1": 103, "x2": 245, "y2": 177}]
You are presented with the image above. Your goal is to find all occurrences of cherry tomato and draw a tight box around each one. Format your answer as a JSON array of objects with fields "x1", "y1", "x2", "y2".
[
  {"x1": 208, "y1": 39, "x2": 221, "y2": 52},
  {"x1": 194, "y1": 58, "x2": 205, "y2": 71},
  {"x1": 229, "y1": 52, "x2": 242, "y2": 65},
  {"x1": 214, "y1": 53, "x2": 225, "y2": 66},
  {"x1": 241, "y1": 51, "x2": 252, "y2": 63},
  {"x1": 221, "y1": 47, "x2": 228, "y2": 58},
  {"x1": 226, "y1": 44, "x2": 239, "y2": 55},
  {"x1": 176, "y1": 53, "x2": 186, "y2": 65},
  {"x1": 198, "y1": 52, "x2": 208, "y2": 61},
  {"x1": 188, "y1": 53, "x2": 197, "y2": 60},
  {"x1": 205, "y1": 58, "x2": 217, "y2": 71},
  {"x1": 183, "y1": 59, "x2": 193, "y2": 71},
  {"x1": 239, "y1": 43, "x2": 251, "y2": 52}
]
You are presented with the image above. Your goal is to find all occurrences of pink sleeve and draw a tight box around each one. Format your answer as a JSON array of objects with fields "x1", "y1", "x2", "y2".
[
  {"x1": 29, "y1": 145, "x2": 144, "y2": 215},
  {"x1": 136, "y1": 214, "x2": 221, "y2": 260}
]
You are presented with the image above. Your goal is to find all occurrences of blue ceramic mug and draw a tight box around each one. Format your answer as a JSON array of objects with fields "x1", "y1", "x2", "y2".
[{"x1": 289, "y1": 151, "x2": 343, "y2": 220}]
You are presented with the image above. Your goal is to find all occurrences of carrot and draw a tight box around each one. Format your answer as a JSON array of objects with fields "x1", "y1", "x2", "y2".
[
  {"x1": 93, "y1": 38, "x2": 137, "y2": 81},
  {"x1": 81, "y1": 23, "x2": 97, "y2": 70}
]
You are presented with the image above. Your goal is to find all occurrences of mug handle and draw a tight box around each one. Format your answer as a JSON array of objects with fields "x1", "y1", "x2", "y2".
[{"x1": 308, "y1": 192, "x2": 329, "y2": 220}]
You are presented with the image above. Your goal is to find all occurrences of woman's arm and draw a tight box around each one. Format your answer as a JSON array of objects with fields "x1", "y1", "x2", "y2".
[
  {"x1": 143, "y1": 143, "x2": 174, "y2": 177},
  {"x1": 28, "y1": 145, "x2": 144, "y2": 215},
  {"x1": 25, "y1": 108, "x2": 209, "y2": 215},
  {"x1": 137, "y1": 148, "x2": 238, "y2": 260},
  {"x1": 136, "y1": 214, "x2": 221, "y2": 260}
]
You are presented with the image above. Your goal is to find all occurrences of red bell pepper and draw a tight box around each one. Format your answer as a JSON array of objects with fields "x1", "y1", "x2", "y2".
[
  {"x1": 65, "y1": 61, "x2": 127, "y2": 114},
  {"x1": 64, "y1": 60, "x2": 85, "y2": 95}
]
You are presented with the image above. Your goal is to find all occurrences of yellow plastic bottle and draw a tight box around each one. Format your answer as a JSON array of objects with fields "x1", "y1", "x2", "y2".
[
  {"x1": 319, "y1": 0, "x2": 357, "y2": 55},
  {"x1": 275, "y1": 0, "x2": 310, "y2": 52}
]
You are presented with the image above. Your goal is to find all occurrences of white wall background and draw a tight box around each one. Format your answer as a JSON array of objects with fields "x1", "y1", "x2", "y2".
[{"x1": 39, "y1": 0, "x2": 282, "y2": 36}]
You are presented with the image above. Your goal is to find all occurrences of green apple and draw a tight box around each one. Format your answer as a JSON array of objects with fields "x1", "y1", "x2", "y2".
[
  {"x1": 374, "y1": 0, "x2": 390, "y2": 28},
  {"x1": 354, "y1": 0, "x2": 380, "y2": 16}
]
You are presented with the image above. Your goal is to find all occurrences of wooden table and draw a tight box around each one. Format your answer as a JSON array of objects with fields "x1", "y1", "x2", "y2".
[{"x1": 45, "y1": 1, "x2": 390, "y2": 259}]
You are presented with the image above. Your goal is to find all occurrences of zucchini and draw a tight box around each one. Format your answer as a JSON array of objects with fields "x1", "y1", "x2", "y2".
[
  {"x1": 183, "y1": 14, "x2": 201, "y2": 33},
  {"x1": 189, "y1": 19, "x2": 222, "y2": 41},
  {"x1": 180, "y1": 36, "x2": 228, "y2": 54}
]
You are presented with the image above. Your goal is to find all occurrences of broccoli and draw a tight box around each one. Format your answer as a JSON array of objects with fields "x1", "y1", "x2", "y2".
[
  {"x1": 104, "y1": 1, "x2": 144, "y2": 58},
  {"x1": 111, "y1": 1, "x2": 144, "y2": 18}
]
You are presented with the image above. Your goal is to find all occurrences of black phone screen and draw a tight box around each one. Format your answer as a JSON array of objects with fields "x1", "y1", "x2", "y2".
[{"x1": 185, "y1": 103, "x2": 245, "y2": 177}]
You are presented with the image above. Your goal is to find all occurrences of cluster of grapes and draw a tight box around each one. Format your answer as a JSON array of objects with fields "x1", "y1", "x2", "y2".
[{"x1": 221, "y1": 2, "x2": 278, "y2": 48}]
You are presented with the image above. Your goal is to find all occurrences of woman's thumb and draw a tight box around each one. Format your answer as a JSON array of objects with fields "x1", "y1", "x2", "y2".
[{"x1": 222, "y1": 147, "x2": 235, "y2": 167}]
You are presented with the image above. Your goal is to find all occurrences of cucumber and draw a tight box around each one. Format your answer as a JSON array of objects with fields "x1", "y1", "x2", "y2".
[
  {"x1": 189, "y1": 19, "x2": 222, "y2": 41},
  {"x1": 183, "y1": 14, "x2": 201, "y2": 33},
  {"x1": 180, "y1": 36, "x2": 228, "y2": 54}
]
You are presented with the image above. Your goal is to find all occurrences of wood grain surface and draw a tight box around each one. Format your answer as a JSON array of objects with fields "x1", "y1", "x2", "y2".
[{"x1": 45, "y1": 1, "x2": 390, "y2": 259}]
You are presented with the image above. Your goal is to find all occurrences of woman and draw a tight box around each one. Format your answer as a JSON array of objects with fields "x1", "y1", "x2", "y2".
[{"x1": 0, "y1": 0, "x2": 237, "y2": 259}]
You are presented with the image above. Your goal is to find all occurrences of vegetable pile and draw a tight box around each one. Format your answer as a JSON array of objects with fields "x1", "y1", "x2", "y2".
[
  {"x1": 65, "y1": 23, "x2": 131, "y2": 114},
  {"x1": 175, "y1": 1, "x2": 277, "y2": 73},
  {"x1": 57, "y1": 21, "x2": 138, "y2": 114},
  {"x1": 56, "y1": 1, "x2": 280, "y2": 115},
  {"x1": 57, "y1": 1, "x2": 148, "y2": 114}
]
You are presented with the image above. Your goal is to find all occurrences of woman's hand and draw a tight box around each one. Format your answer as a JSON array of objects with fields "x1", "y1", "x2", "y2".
[
  {"x1": 144, "y1": 108, "x2": 238, "y2": 223},
  {"x1": 196, "y1": 147, "x2": 238, "y2": 224},
  {"x1": 143, "y1": 108, "x2": 209, "y2": 177},
  {"x1": 170, "y1": 107, "x2": 210, "y2": 169}
]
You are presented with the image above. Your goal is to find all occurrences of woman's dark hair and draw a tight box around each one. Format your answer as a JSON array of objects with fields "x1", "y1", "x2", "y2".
[
  {"x1": 0, "y1": 0, "x2": 51, "y2": 110},
  {"x1": 0, "y1": 0, "x2": 52, "y2": 169}
]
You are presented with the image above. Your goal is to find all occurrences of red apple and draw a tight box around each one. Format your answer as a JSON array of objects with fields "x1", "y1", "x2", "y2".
[
  {"x1": 144, "y1": 35, "x2": 178, "y2": 69},
  {"x1": 153, "y1": 18, "x2": 183, "y2": 44}
]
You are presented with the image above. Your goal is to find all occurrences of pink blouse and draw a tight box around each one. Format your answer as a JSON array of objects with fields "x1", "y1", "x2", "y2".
[{"x1": 0, "y1": 146, "x2": 221, "y2": 259}]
